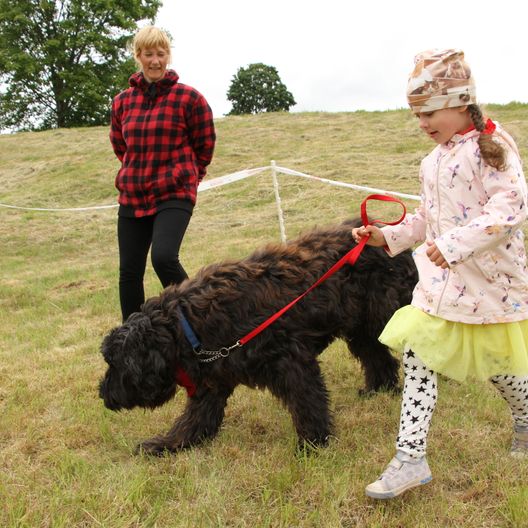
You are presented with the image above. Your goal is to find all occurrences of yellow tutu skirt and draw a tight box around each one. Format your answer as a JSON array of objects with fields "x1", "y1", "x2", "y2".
[{"x1": 379, "y1": 305, "x2": 528, "y2": 382}]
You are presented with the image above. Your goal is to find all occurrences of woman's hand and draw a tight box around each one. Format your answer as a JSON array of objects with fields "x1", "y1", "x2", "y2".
[
  {"x1": 426, "y1": 241, "x2": 449, "y2": 269},
  {"x1": 351, "y1": 225, "x2": 387, "y2": 247}
]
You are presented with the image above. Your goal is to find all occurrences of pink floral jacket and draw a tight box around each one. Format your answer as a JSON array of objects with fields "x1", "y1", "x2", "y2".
[{"x1": 382, "y1": 123, "x2": 528, "y2": 324}]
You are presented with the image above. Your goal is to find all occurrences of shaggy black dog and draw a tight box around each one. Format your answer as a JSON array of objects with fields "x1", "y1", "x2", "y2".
[{"x1": 99, "y1": 219, "x2": 417, "y2": 455}]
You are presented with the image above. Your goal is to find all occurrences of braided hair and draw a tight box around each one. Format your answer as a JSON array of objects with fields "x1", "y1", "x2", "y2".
[{"x1": 468, "y1": 104, "x2": 507, "y2": 171}]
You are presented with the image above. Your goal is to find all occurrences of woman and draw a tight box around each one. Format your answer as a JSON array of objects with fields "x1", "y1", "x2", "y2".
[{"x1": 110, "y1": 26, "x2": 216, "y2": 321}]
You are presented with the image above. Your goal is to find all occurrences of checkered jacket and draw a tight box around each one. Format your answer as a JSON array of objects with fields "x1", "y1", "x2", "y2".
[{"x1": 110, "y1": 70, "x2": 216, "y2": 217}]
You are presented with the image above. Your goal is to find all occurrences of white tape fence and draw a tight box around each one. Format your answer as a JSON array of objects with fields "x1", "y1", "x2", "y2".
[{"x1": 0, "y1": 162, "x2": 419, "y2": 240}]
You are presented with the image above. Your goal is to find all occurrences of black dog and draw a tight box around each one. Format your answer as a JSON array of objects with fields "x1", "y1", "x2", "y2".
[{"x1": 99, "y1": 219, "x2": 417, "y2": 454}]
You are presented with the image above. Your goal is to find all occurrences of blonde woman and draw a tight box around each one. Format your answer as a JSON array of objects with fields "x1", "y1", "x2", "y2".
[{"x1": 110, "y1": 26, "x2": 215, "y2": 321}]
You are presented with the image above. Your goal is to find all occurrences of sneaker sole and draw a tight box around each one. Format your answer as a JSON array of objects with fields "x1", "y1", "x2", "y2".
[{"x1": 365, "y1": 475, "x2": 432, "y2": 499}]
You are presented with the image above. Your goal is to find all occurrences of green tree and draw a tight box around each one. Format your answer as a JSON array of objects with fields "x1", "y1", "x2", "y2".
[
  {"x1": 227, "y1": 63, "x2": 296, "y2": 115},
  {"x1": 0, "y1": 0, "x2": 161, "y2": 131}
]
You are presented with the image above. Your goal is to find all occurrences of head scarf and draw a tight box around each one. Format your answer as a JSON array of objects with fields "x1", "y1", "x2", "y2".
[{"x1": 407, "y1": 49, "x2": 477, "y2": 113}]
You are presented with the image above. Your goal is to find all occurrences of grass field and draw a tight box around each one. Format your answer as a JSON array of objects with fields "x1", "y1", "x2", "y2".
[{"x1": 1, "y1": 104, "x2": 528, "y2": 527}]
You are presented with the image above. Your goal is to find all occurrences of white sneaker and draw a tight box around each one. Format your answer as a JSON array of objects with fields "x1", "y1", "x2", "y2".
[
  {"x1": 511, "y1": 429, "x2": 528, "y2": 459},
  {"x1": 365, "y1": 452, "x2": 432, "y2": 499}
]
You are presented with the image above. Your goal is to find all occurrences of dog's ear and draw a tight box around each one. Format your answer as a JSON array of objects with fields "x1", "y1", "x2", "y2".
[
  {"x1": 101, "y1": 312, "x2": 153, "y2": 365},
  {"x1": 101, "y1": 327, "x2": 121, "y2": 364},
  {"x1": 125, "y1": 311, "x2": 154, "y2": 333}
]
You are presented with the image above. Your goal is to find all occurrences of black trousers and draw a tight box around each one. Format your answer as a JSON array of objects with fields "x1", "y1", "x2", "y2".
[{"x1": 117, "y1": 208, "x2": 191, "y2": 321}]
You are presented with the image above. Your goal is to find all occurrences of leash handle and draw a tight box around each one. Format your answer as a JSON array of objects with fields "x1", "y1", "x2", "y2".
[
  {"x1": 360, "y1": 193, "x2": 407, "y2": 227},
  {"x1": 238, "y1": 194, "x2": 406, "y2": 346}
]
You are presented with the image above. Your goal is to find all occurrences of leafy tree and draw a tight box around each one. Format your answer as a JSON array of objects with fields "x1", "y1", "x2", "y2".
[
  {"x1": 0, "y1": 0, "x2": 161, "y2": 131},
  {"x1": 227, "y1": 63, "x2": 296, "y2": 115}
]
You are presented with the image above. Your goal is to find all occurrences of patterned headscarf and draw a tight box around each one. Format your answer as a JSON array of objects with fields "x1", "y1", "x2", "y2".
[{"x1": 407, "y1": 49, "x2": 477, "y2": 113}]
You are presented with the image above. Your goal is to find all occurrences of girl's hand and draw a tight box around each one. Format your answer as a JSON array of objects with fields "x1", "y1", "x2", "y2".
[
  {"x1": 351, "y1": 225, "x2": 387, "y2": 247},
  {"x1": 426, "y1": 241, "x2": 450, "y2": 269}
]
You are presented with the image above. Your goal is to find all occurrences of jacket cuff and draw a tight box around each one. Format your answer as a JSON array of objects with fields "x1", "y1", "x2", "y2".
[{"x1": 382, "y1": 226, "x2": 409, "y2": 257}]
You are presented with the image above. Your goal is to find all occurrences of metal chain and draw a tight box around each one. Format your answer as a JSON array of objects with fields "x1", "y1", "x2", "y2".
[{"x1": 194, "y1": 341, "x2": 242, "y2": 363}]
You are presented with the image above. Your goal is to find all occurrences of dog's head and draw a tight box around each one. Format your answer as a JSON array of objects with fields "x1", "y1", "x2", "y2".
[{"x1": 99, "y1": 309, "x2": 178, "y2": 411}]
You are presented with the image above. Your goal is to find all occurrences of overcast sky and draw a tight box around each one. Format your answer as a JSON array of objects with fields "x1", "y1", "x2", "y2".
[{"x1": 155, "y1": 0, "x2": 527, "y2": 118}]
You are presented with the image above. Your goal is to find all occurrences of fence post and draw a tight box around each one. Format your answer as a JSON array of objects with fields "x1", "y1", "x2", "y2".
[{"x1": 271, "y1": 160, "x2": 286, "y2": 242}]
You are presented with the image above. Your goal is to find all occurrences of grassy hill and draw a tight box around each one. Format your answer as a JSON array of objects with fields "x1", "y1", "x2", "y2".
[{"x1": 1, "y1": 105, "x2": 528, "y2": 527}]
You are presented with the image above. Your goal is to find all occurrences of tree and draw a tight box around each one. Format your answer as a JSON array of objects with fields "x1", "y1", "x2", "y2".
[
  {"x1": 227, "y1": 63, "x2": 296, "y2": 115},
  {"x1": 0, "y1": 0, "x2": 161, "y2": 131}
]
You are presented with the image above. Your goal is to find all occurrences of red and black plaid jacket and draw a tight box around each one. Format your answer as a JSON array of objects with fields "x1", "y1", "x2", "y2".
[{"x1": 110, "y1": 70, "x2": 216, "y2": 217}]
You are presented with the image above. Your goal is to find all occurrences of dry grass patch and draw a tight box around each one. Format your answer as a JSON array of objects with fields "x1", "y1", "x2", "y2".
[{"x1": 1, "y1": 105, "x2": 527, "y2": 527}]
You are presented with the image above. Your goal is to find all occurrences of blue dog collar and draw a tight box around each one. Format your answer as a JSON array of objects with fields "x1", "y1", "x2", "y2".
[{"x1": 177, "y1": 308, "x2": 201, "y2": 351}]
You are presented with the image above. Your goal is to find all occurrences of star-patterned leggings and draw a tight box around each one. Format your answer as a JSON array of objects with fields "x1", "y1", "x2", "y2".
[{"x1": 397, "y1": 349, "x2": 528, "y2": 458}]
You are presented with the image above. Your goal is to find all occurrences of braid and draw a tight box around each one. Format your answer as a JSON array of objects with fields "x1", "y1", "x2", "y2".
[
  {"x1": 468, "y1": 104, "x2": 507, "y2": 171},
  {"x1": 468, "y1": 103, "x2": 486, "y2": 131}
]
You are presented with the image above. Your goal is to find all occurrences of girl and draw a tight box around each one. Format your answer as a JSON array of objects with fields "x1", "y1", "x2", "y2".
[
  {"x1": 110, "y1": 26, "x2": 216, "y2": 321},
  {"x1": 353, "y1": 49, "x2": 528, "y2": 500}
]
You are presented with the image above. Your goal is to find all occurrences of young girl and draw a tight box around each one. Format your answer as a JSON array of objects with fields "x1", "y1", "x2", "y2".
[{"x1": 353, "y1": 49, "x2": 528, "y2": 500}]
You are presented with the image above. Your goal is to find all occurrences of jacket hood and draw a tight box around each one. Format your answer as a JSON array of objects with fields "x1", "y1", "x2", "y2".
[
  {"x1": 129, "y1": 69, "x2": 180, "y2": 92},
  {"x1": 446, "y1": 120, "x2": 521, "y2": 160}
]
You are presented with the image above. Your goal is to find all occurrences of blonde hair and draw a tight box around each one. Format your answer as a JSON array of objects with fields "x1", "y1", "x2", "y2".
[{"x1": 132, "y1": 26, "x2": 171, "y2": 65}]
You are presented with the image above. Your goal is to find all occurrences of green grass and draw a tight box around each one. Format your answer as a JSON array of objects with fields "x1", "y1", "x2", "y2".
[{"x1": 1, "y1": 105, "x2": 528, "y2": 527}]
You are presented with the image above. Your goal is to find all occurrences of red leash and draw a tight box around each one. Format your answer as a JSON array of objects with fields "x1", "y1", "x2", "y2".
[{"x1": 238, "y1": 194, "x2": 406, "y2": 345}]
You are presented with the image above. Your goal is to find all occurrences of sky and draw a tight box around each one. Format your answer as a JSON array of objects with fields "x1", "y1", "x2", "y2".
[{"x1": 154, "y1": 0, "x2": 527, "y2": 118}]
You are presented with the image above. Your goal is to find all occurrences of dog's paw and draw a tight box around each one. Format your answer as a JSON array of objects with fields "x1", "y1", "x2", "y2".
[
  {"x1": 295, "y1": 435, "x2": 331, "y2": 457},
  {"x1": 135, "y1": 438, "x2": 176, "y2": 457},
  {"x1": 358, "y1": 384, "x2": 401, "y2": 398},
  {"x1": 357, "y1": 387, "x2": 377, "y2": 398}
]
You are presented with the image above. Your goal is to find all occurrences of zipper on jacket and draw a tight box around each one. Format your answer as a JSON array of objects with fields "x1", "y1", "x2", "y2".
[{"x1": 433, "y1": 151, "x2": 449, "y2": 315}]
